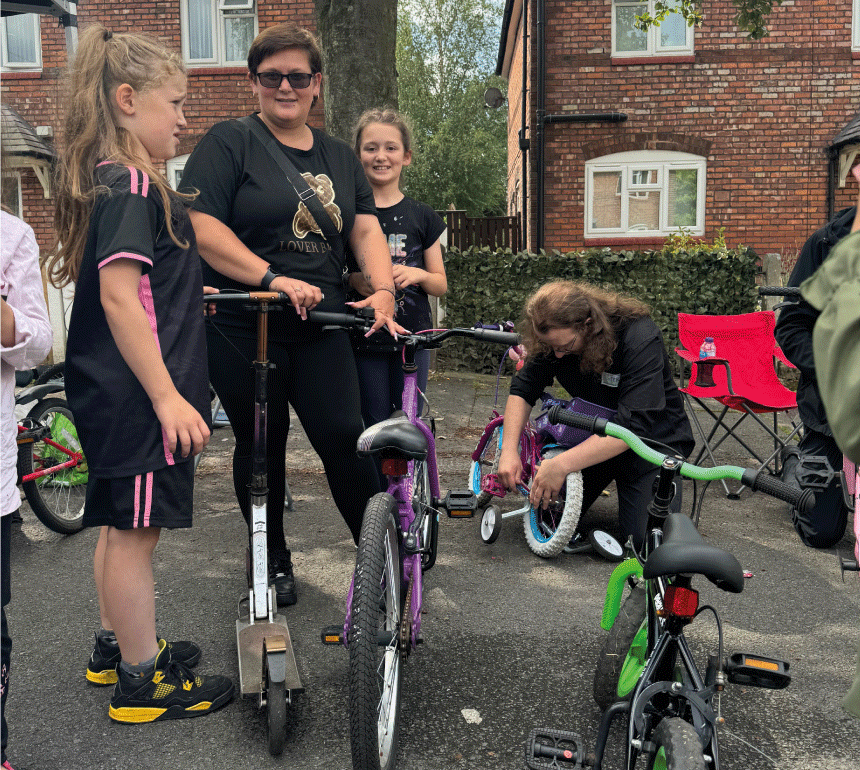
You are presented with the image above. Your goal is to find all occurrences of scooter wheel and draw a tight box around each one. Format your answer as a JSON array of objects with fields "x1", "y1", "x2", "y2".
[
  {"x1": 589, "y1": 529, "x2": 625, "y2": 562},
  {"x1": 266, "y1": 678, "x2": 287, "y2": 756},
  {"x1": 481, "y1": 505, "x2": 502, "y2": 544}
]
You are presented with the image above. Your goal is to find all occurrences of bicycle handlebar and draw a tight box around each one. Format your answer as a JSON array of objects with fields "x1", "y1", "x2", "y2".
[
  {"x1": 203, "y1": 290, "x2": 284, "y2": 303},
  {"x1": 758, "y1": 286, "x2": 802, "y2": 299},
  {"x1": 546, "y1": 405, "x2": 815, "y2": 513},
  {"x1": 306, "y1": 308, "x2": 521, "y2": 348}
]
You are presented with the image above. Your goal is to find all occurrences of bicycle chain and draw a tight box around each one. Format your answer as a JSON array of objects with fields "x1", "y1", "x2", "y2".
[{"x1": 399, "y1": 577, "x2": 414, "y2": 662}]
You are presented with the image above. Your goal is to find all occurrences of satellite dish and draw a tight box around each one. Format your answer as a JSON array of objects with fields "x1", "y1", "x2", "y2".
[{"x1": 483, "y1": 87, "x2": 505, "y2": 109}]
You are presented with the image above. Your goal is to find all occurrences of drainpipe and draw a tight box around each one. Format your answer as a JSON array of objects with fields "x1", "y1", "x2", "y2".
[
  {"x1": 544, "y1": 112, "x2": 628, "y2": 124},
  {"x1": 520, "y1": 0, "x2": 528, "y2": 252},
  {"x1": 536, "y1": 0, "x2": 546, "y2": 250},
  {"x1": 826, "y1": 147, "x2": 837, "y2": 222}
]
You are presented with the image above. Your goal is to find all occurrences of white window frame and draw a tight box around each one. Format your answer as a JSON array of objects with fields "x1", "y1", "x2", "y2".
[
  {"x1": 853, "y1": 0, "x2": 860, "y2": 52},
  {"x1": 180, "y1": 0, "x2": 258, "y2": 66},
  {"x1": 166, "y1": 155, "x2": 189, "y2": 190},
  {"x1": 1, "y1": 13, "x2": 42, "y2": 70},
  {"x1": 585, "y1": 150, "x2": 706, "y2": 238},
  {"x1": 611, "y1": 0, "x2": 694, "y2": 58}
]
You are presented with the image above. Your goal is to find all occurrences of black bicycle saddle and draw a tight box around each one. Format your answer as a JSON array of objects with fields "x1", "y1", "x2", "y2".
[
  {"x1": 357, "y1": 415, "x2": 428, "y2": 461},
  {"x1": 643, "y1": 513, "x2": 745, "y2": 593}
]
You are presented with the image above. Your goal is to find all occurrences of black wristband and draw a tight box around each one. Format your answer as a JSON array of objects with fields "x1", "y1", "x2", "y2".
[{"x1": 261, "y1": 267, "x2": 282, "y2": 291}]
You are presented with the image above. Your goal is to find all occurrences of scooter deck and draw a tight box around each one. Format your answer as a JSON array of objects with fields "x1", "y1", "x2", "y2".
[{"x1": 236, "y1": 614, "x2": 304, "y2": 697}]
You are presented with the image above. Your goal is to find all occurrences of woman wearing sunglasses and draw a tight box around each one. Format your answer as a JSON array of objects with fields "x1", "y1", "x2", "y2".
[{"x1": 179, "y1": 23, "x2": 396, "y2": 607}]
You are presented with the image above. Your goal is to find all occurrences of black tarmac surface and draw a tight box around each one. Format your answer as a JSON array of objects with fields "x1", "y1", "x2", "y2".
[{"x1": 6, "y1": 371, "x2": 859, "y2": 770}]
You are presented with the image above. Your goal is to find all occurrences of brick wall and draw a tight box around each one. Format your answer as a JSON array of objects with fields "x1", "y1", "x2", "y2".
[
  {"x1": 1, "y1": 1, "x2": 322, "y2": 256},
  {"x1": 506, "y1": 0, "x2": 859, "y2": 256}
]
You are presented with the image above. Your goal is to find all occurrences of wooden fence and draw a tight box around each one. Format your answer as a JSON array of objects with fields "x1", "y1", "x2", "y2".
[{"x1": 437, "y1": 210, "x2": 521, "y2": 251}]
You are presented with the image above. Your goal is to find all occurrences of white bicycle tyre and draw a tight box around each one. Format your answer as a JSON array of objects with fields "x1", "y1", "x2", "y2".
[{"x1": 523, "y1": 448, "x2": 583, "y2": 558}]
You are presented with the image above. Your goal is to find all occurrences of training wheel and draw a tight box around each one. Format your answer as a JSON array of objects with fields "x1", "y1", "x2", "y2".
[
  {"x1": 481, "y1": 505, "x2": 502, "y2": 543},
  {"x1": 588, "y1": 529, "x2": 625, "y2": 562}
]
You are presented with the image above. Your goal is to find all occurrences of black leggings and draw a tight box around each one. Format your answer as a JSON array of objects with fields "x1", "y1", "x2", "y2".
[
  {"x1": 580, "y1": 450, "x2": 683, "y2": 550},
  {"x1": 206, "y1": 322, "x2": 381, "y2": 553}
]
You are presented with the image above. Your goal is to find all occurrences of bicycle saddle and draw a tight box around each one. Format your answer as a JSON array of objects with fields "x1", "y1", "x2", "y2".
[
  {"x1": 643, "y1": 513, "x2": 745, "y2": 593},
  {"x1": 357, "y1": 415, "x2": 428, "y2": 460}
]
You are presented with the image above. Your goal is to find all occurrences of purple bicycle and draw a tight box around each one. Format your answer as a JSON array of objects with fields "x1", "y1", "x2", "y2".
[{"x1": 314, "y1": 308, "x2": 520, "y2": 770}]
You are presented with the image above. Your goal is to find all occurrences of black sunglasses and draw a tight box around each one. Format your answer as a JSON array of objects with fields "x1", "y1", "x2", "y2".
[{"x1": 255, "y1": 71, "x2": 314, "y2": 89}]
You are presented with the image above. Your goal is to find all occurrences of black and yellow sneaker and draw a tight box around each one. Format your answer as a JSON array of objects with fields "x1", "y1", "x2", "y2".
[
  {"x1": 108, "y1": 640, "x2": 234, "y2": 724},
  {"x1": 86, "y1": 633, "x2": 202, "y2": 686}
]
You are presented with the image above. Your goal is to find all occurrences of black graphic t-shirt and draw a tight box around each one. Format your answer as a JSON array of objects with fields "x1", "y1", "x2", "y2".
[
  {"x1": 65, "y1": 163, "x2": 210, "y2": 477},
  {"x1": 510, "y1": 316, "x2": 695, "y2": 457},
  {"x1": 179, "y1": 114, "x2": 376, "y2": 334},
  {"x1": 348, "y1": 196, "x2": 445, "y2": 351}
]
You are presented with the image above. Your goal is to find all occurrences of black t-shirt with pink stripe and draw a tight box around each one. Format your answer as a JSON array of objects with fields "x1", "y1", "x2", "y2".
[{"x1": 65, "y1": 163, "x2": 210, "y2": 478}]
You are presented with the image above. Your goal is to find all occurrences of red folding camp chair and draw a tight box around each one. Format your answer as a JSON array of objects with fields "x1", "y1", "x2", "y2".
[{"x1": 676, "y1": 311, "x2": 802, "y2": 499}]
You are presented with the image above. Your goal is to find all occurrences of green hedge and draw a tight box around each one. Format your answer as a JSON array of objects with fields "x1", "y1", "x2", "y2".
[{"x1": 438, "y1": 244, "x2": 760, "y2": 373}]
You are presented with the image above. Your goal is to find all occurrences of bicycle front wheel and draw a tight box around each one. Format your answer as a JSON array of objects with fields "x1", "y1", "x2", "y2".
[
  {"x1": 523, "y1": 448, "x2": 583, "y2": 558},
  {"x1": 648, "y1": 718, "x2": 706, "y2": 770},
  {"x1": 18, "y1": 398, "x2": 86, "y2": 535},
  {"x1": 469, "y1": 423, "x2": 503, "y2": 508},
  {"x1": 349, "y1": 493, "x2": 403, "y2": 770},
  {"x1": 593, "y1": 584, "x2": 647, "y2": 710}
]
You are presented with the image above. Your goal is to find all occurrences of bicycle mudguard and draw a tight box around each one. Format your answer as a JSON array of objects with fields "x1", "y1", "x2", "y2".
[{"x1": 601, "y1": 558, "x2": 643, "y2": 631}]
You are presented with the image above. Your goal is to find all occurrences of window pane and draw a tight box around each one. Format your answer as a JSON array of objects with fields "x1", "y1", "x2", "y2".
[
  {"x1": 1, "y1": 175, "x2": 21, "y2": 217},
  {"x1": 4, "y1": 14, "x2": 37, "y2": 64},
  {"x1": 668, "y1": 168, "x2": 698, "y2": 228},
  {"x1": 187, "y1": 0, "x2": 213, "y2": 60},
  {"x1": 631, "y1": 169, "x2": 657, "y2": 186},
  {"x1": 628, "y1": 188, "x2": 660, "y2": 230},
  {"x1": 224, "y1": 15, "x2": 254, "y2": 64},
  {"x1": 615, "y1": 4, "x2": 647, "y2": 53},
  {"x1": 659, "y1": 9, "x2": 688, "y2": 48},
  {"x1": 592, "y1": 171, "x2": 622, "y2": 229}
]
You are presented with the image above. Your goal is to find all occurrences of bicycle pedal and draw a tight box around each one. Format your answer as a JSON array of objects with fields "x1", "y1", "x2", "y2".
[
  {"x1": 320, "y1": 625, "x2": 344, "y2": 646},
  {"x1": 525, "y1": 727, "x2": 585, "y2": 769},
  {"x1": 442, "y1": 489, "x2": 478, "y2": 517},
  {"x1": 726, "y1": 652, "x2": 791, "y2": 689}
]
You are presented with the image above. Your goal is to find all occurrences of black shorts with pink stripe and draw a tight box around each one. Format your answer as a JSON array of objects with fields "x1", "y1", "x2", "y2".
[{"x1": 82, "y1": 460, "x2": 194, "y2": 530}]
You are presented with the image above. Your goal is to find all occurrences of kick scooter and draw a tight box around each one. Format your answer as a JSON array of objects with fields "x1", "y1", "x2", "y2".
[{"x1": 206, "y1": 291, "x2": 303, "y2": 756}]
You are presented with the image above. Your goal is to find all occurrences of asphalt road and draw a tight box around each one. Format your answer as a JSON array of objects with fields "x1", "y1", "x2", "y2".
[{"x1": 6, "y1": 372, "x2": 859, "y2": 770}]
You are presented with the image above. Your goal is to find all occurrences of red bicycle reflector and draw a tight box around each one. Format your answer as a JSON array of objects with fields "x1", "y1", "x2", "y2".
[
  {"x1": 662, "y1": 585, "x2": 699, "y2": 619},
  {"x1": 381, "y1": 458, "x2": 409, "y2": 477}
]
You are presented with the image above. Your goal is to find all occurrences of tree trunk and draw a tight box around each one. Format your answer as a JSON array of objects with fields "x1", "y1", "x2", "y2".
[{"x1": 315, "y1": 0, "x2": 398, "y2": 144}]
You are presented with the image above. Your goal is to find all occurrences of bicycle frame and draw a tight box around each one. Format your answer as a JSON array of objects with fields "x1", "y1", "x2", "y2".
[
  {"x1": 16, "y1": 423, "x2": 83, "y2": 484},
  {"x1": 343, "y1": 337, "x2": 440, "y2": 652},
  {"x1": 526, "y1": 410, "x2": 805, "y2": 770},
  {"x1": 471, "y1": 414, "x2": 541, "y2": 499},
  {"x1": 605, "y1": 459, "x2": 723, "y2": 770}
]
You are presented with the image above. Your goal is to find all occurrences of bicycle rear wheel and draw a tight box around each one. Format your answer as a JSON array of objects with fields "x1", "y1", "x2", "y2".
[
  {"x1": 523, "y1": 448, "x2": 583, "y2": 558},
  {"x1": 18, "y1": 398, "x2": 86, "y2": 534},
  {"x1": 349, "y1": 493, "x2": 403, "y2": 770},
  {"x1": 648, "y1": 718, "x2": 706, "y2": 770},
  {"x1": 469, "y1": 423, "x2": 503, "y2": 508}
]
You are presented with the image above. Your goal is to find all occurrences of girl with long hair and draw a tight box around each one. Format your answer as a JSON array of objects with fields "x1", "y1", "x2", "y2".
[
  {"x1": 49, "y1": 24, "x2": 233, "y2": 724},
  {"x1": 498, "y1": 280, "x2": 694, "y2": 549}
]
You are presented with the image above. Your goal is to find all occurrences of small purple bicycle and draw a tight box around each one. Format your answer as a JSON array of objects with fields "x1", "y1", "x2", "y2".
[
  {"x1": 313, "y1": 308, "x2": 520, "y2": 770},
  {"x1": 468, "y1": 336, "x2": 623, "y2": 560}
]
